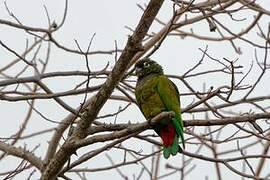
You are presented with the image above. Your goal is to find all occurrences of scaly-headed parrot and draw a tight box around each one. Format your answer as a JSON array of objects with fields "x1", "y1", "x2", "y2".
[{"x1": 135, "y1": 58, "x2": 185, "y2": 159}]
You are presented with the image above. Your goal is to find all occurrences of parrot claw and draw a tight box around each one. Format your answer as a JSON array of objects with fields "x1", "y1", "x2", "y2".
[{"x1": 168, "y1": 111, "x2": 175, "y2": 119}]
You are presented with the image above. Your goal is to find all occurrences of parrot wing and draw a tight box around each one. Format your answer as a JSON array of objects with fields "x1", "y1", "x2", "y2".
[{"x1": 156, "y1": 75, "x2": 185, "y2": 149}]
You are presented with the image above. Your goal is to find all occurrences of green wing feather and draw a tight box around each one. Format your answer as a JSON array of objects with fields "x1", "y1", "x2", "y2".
[
  {"x1": 163, "y1": 147, "x2": 171, "y2": 159},
  {"x1": 156, "y1": 75, "x2": 185, "y2": 149},
  {"x1": 171, "y1": 135, "x2": 179, "y2": 155}
]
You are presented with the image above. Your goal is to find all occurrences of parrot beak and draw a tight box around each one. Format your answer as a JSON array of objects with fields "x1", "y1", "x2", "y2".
[{"x1": 135, "y1": 67, "x2": 142, "y2": 76}]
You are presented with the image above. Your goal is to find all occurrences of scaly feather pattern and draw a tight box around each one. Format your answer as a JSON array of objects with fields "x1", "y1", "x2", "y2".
[{"x1": 135, "y1": 59, "x2": 185, "y2": 159}]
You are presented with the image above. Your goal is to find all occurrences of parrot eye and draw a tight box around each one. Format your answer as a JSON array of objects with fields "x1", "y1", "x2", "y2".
[{"x1": 143, "y1": 62, "x2": 150, "y2": 67}]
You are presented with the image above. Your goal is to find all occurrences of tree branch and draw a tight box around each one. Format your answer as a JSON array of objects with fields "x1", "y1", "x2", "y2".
[
  {"x1": 41, "y1": 0, "x2": 165, "y2": 179},
  {"x1": 0, "y1": 142, "x2": 42, "y2": 170}
]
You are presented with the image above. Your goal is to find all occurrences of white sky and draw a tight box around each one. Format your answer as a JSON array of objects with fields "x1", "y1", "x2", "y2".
[{"x1": 0, "y1": 0, "x2": 270, "y2": 179}]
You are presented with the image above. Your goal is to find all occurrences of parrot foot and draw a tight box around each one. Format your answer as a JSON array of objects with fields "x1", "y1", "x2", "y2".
[{"x1": 168, "y1": 112, "x2": 175, "y2": 119}]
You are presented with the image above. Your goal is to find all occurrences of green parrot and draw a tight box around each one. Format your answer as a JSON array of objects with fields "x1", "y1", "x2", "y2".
[{"x1": 135, "y1": 58, "x2": 185, "y2": 159}]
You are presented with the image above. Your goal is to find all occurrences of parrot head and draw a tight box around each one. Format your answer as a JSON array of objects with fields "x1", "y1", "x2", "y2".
[{"x1": 135, "y1": 58, "x2": 163, "y2": 79}]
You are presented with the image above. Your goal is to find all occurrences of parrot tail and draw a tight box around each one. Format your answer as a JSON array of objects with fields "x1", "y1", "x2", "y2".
[
  {"x1": 172, "y1": 116, "x2": 185, "y2": 149},
  {"x1": 160, "y1": 123, "x2": 182, "y2": 159}
]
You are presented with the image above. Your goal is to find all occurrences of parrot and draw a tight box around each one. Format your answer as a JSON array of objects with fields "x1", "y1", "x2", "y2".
[{"x1": 135, "y1": 58, "x2": 185, "y2": 159}]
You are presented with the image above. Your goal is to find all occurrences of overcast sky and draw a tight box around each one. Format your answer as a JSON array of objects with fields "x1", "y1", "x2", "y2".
[{"x1": 1, "y1": 0, "x2": 270, "y2": 179}]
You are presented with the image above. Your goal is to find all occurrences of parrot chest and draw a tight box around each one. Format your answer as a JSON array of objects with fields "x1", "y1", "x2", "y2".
[{"x1": 136, "y1": 76, "x2": 166, "y2": 119}]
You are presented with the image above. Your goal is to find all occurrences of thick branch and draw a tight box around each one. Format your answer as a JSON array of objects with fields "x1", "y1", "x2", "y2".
[
  {"x1": 41, "y1": 0, "x2": 165, "y2": 179},
  {"x1": 86, "y1": 112, "x2": 270, "y2": 135}
]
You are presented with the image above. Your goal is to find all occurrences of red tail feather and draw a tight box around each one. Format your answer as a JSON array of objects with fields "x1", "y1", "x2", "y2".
[{"x1": 160, "y1": 124, "x2": 175, "y2": 147}]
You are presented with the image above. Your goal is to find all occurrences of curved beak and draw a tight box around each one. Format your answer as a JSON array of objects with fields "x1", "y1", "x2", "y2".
[{"x1": 135, "y1": 67, "x2": 142, "y2": 76}]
